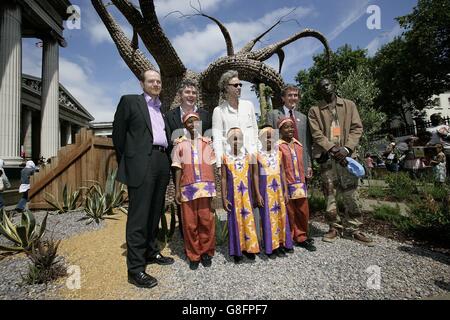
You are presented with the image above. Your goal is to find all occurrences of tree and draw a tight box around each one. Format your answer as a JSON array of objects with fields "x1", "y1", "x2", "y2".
[
  {"x1": 91, "y1": 0, "x2": 332, "y2": 112},
  {"x1": 295, "y1": 45, "x2": 370, "y2": 114},
  {"x1": 396, "y1": 0, "x2": 450, "y2": 102},
  {"x1": 251, "y1": 83, "x2": 273, "y2": 125},
  {"x1": 373, "y1": 0, "x2": 450, "y2": 123},
  {"x1": 336, "y1": 65, "x2": 386, "y2": 156},
  {"x1": 371, "y1": 37, "x2": 414, "y2": 124}
]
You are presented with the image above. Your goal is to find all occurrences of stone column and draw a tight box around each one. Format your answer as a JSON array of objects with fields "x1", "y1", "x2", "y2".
[
  {"x1": 40, "y1": 38, "x2": 59, "y2": 160},
  {"x1": 22, "y1": 108, "x2": 32, "y2": 158},
  {"x1": 0, "y1": 3, "x2": 22, "y2": 166}
]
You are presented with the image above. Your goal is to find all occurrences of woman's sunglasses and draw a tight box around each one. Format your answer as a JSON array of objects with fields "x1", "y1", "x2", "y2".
[{"x1": 228, "y1": 83, "x2": 243, "y2": 88}]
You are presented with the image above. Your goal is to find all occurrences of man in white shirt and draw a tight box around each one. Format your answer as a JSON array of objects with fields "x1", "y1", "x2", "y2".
[{"x1": 212, "y1": 70, "x2": 258, "y2": 167}]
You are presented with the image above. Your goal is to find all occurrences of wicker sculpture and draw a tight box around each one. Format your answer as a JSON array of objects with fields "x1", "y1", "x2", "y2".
[{"x1": 92, "y1": 0, "x2": 331, "y2": 112}]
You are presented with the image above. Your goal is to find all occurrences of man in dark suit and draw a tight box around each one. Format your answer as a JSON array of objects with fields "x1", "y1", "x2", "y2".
[
  {"x1": 266, "y1": 84, "x2": 313, "y2": 179},
  {"x1": 166, "y1": 79, "x2": 212, "y2": 139},
  {"x1": 165, "y1": 79, "x2": 212, "y2": 236},
  {"x1": 113, "y1": 69, "x2": 174, "y2": 289}
]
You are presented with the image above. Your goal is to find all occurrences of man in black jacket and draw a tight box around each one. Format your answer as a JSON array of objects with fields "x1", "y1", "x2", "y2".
[
  {"x1": 113, "y1": 69, "x2": 174, "y2": 289},
  {"x1": 165, "y1": 79, "x2": 212, "y2": 236}
]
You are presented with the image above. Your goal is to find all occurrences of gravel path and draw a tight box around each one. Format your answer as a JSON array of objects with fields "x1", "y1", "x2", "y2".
[
  {"x1": 152, "y1": 221, "x2": 450, "y2": 300},
  {"x1": 1, "y1": 210, "x2": 449, "y2": 300},
  {"x1": 0, "y1": 210, "x2": 106, "y2": 300}
]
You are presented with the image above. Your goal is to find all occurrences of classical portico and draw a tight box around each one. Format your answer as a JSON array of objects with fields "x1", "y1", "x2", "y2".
[
  {"x1": 21, "y1": 74, "x2": 94, "y2": 162},
  {"x1": 0, "y1": 0, "x2": 79, "y2": 167}
]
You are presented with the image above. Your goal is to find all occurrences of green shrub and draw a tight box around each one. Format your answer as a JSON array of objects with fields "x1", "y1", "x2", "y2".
[
  {"x1": 372, "y1": 204, "x2": 412, "y2": 231},
  {"x1": 367, "y1": 185, "x2": 387, "y2": 199},
  {"x1": 406, "y1": 195, "x2": 450, "y2": 245},
  {"x1": 22, "y1": 238, "x2": 67, "y2": 285},
  {"x1": 104, "y1": 169, "x2": 127, "y2": 212},
  {"x1": 308, "y1": 191, "x2": 326, "y2": 214},
  {"x1": 45, "y1": 184, "x2": 82, "y2": 214},
  {"x1": 420, "y1": 183, "x2": 450, "y2": 201},
  {"x1": 80, "y1": 184, "x2": 114, "y2": 224},
  {"x1": 80, "y1": 169, "x2": 128, "y2": 224},
  {"x1": 385, "y1": 172, "x2": 418, "y2": 200},
  {"x1": 0, "y1": 211, "x2": 47, "y2": 253}
]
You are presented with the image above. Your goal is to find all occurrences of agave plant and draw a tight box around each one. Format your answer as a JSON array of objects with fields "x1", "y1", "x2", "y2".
[
  {"x1": 157, "y1": 202, "x2": 176, "y2": 249},
  {"x1": 82, "y1": 169, "x2": 127, "y2": 216},
  {"x1": 45, "y1": 184, "x2": 82, "y2": 214},
  {"x1": 0, "y1": 211, "x2": 48, "y2": 253},
  {"x1": 22, "y1": 238, "x2": 67, "y2": 285},
  {"x1": 214, "y1": 211, "x2": 228, "y2": 246},
  {"x1": 104, "y1": 169, "x2": 127, "y2": 213},
  {"x1": 80, "y1": 185, "x2": 112, "y2": 225}
]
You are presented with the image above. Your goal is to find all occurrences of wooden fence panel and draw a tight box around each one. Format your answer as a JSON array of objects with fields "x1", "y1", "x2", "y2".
[{"x1": 29, "y1": 128, "x2": 117, "y2": 210}]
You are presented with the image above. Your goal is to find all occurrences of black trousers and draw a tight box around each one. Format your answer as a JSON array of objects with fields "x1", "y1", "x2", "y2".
[
  {"x1": 126, "y1": 150, "x2": 170, "y2": 274},
  {"x1": 170, "y1": 167, "x2": 183, "y2": 236}
]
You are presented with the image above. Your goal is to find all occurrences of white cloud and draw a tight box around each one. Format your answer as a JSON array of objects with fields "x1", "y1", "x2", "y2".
[
  {"x1": 171, "y1": 6, "x2": 316, "y2": 71},
  {"x1": 22, "y1": 40, "x2": 42, "y2": 77},
  {"x1": 154, "y1": 0, "x2": 232, "y2": 18},
  {"x1": 22, "y1": 40, "x2": 116, "y2": 122},
  {"x1": 282, "y1": 0, "x2": 371, "y2": 80},
  {"x1": 88, "y1": 20, "x2": 133, "y2": 45},
  {"x1": 366, "y1": 24, "x2": 402, "y2": 56},
  {"x1": 59, "y1": 57, "x2": 116, "y2": 122},
  {"x1": 327, "y1": 0, "x2": 371, "y2": 42},
  {"x1": 84, "y1": 3, "x2": 133, "y2": 45},
  {"x1": 118, "y1": 78, "x2": 142, "y2": 96}
]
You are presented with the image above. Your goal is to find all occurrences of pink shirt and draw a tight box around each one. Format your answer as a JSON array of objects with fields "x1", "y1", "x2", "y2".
[
  {"x1": 365, "y1": 157, "x2": 374, "y2": 168},
  {"x1": 144, "y1": 93, "x2": 168, "y2": 148}
]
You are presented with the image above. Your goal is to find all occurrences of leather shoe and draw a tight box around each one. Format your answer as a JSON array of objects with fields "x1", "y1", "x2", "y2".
[
  {"x1": 283, "y1": 247, "x2": 294, "y2": 254},
  {"x1": 243, "y1": 251, "x2": 256, "y2": 260},
  {"x1": 147, "y1": 253, "x2": 174, "y2": 265},
  {"x1": 295, "y1": 240, "x2": 317, "y2": 252},
  {"x1": 128, "y1": 271, "x2": 158, "y2": 289},
  {"x1": 201, "y1": 254, "x2": 212, "y2": 267},
  {"x1": 189, "y1": 260, "x2": 200, "y2": 270},
  {"x1": 274, "y1": 248, "x2": 287, "y2": 258},
  {"x1": 267, "y1": 252, "x2": 277, "y2": 260},
  {"x1": 233, "y1": 256, "x2": 243, "y2": 264}
]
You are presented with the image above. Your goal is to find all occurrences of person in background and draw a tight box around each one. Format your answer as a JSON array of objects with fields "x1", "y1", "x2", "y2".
[
  {"x1": 172, "y1": 112, "x2": 216, "y2": 270},
  {"x1": 113, "y1": 69, "x2": 174, "y2": 289},
  {"x1": 15, "y1": 160, "x2": 37, "y2": 213},
  {"x1": 401, "y1": 136, "x2": 425, "y2": 179},
  {"x1": 308, "y1": 78, "x2": 373, "y2": 246},
  {"x1": 166, "y1": 79, "x2": 212, "y2": 237},
  {"x1": 383, "y1": 134, "x2": 400, "y2": 173},
  {"x1": 212, "y1": 70, "x2": 260, "y2": 243},
  {"x1": 253, "y1": 126, "x2": 293, "y2": 259},
  {"x1": 277, "y1": 117, "x2": 316, "y2": 252},
  {"x1": 364, "y1": 153, "x2": 374, "y2": 179},
  {"x1": 427, "y1": 113, "x2": 450, "y2": 177},
  {"x1": 0, "y1": 159, "x2": 11, "y2": 210},
  {"x1": 430, "y1": 143, "x2": 446, "y2": 185},
  {"x1": 221, "y1": 127, "x2": 260, "y2": 264},
  {"x1": 266, "y1": 84, "x2": 313, "y2": 180}
]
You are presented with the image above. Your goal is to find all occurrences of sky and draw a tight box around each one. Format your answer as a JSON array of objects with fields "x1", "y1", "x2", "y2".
[{"x1": 22, "y1": 0, "x2": 418, "y2": 122}]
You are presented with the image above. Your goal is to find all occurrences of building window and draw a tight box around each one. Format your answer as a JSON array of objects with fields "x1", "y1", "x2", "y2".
[{"x1": 433, "y1": 97, "x2": 441, "y2": 107}]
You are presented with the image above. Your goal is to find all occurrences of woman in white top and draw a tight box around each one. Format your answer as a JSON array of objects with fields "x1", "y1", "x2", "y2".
[{"x1": 212, "y1": 70, "x2": 258, "y2": 167}]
